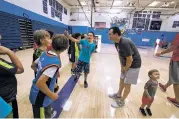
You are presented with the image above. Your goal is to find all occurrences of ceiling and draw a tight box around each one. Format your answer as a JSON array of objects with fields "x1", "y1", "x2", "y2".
[{"x1": 63, "y1": 0, "x2": 179, "y2": 14}]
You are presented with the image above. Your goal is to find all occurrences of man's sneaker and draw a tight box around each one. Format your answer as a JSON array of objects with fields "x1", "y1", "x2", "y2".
[
  {"x1": 139, "y1": 107, "x2": 147, "y2": 116},
  {"x1": 167, "y1": 97, "x2": 179, "y2": 107},
  {"x1": 111, "y1": 100, "x2": 125, "y2": 108},
  {"x1": 109, "y1": 93, "x2": 121, "y2": 100},
  {"x1": 159, "y1": 83, "x2": 166, "y2": 92},
  {"x1": 146, "y1": 108, "x2": 152, "y2": 116},
  {"x1": 84, "y1": 81, "x2": 88, "y2": 88}
]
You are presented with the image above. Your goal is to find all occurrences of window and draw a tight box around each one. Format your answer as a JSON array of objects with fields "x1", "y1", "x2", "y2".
[
  {"x1": 64, "y1": 8, "x2": 67, "y2": 15},
  {"x1": 172, "y1": 21, "x2": 179, "y2": 28},
  {"x1": 51, "y1": 7, "x2": 55, "y2": 18},
  {"x1": 150, "y1": 20, "x2": 162, "y2": 30},
  {"x1": 43, "y1": 0, "x2": 48, "y2": 14}
]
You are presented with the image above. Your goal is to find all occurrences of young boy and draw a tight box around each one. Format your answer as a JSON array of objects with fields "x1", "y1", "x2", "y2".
[
  {"x1": 0, "y1": 33, "x2": 2, "y2": 46},
  {"x1": 33, "y1": 30, "x2": 54, "y2": 51},
  {"x1": 29, "y1": 34, "x2": 68, "y2": 118},
  {"x1": 64, "y1": 31, "x2": 95, "y2": 88},
  {"x1": 33, "y1": 30, "x2": 52, "y2": 66},
  {"x1": 70, "y1": 33, "x2": 81, "y2": 74},
  {"x1": 32, "y1": 30, "x2": 59, "y2": 92},
  {"x1": 140, "y1": 69, "x2": 160, "y2": 116},
  {"x1": 0, "y1": 46, "x2": 24, "y2": 118}
]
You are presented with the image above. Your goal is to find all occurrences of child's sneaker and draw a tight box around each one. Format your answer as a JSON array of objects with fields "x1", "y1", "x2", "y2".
[
  {"x1": 111, "y1": 100, "x2": 125, "y2": 108},
  {"x1": 71, "y1": 69, "x2": 75, "y2": 75},
  {"x1": 139, "y1": 107, "x2": 147, "y2": 116},
  {"x1": 74, "y1": 73, "x2": 80, "y2": 81},
  {"x1": 167, "y1": 97, "x2": 179, "y2": 107},
  {"x1": 159, "y1": 83, "x2": 166, "y2": 92},
  {"x1": 146, "y1": 108, "x2": 152, "y2": 116},
  {"x1": 109, "y1": 93, "x2": 121, "y2": 100},
  {"x1": 84, "y1": 81, "x2": 88, "y2": 88}
]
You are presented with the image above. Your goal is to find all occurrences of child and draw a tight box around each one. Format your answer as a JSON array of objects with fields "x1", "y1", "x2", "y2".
[
  {"x1": 93, "y1": 36, "x2": 98, "y2": 53},
  {"x1": 0, "y1": 46, "x2": 24, "y2": 118},
  {"x1": 0, "y1": 33, "x2": 2, "y2": 46},
  {"x1": 70, "y1": 33, "x2": 81, "y2": 74},
  {"x1": 32, "y1": 30, "x2": 59, "y2": 92},
  {"x1": 33, "y1": 30, "x2": 54, "y2": 51},
  {"x1": 33, "y1": 30, "x2": 52, "y2": 65},
  {"x1": 140, "y1": 69, "x2": 160, "y2": 116},
  {"x1": 29, "y1": 34, "x2": 68, "y2": 118},
  {"x1": 64, "y1": 31, "x2": 95, "y2": 88}
]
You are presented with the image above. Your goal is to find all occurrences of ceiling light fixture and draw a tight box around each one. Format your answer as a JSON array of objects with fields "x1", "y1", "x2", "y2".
[
  {"x1": 170, "y1": 1, "x2": 175, "y2": 4},
  {"x1": 148, "y1": 1, "x2": 160, "y2": 7},
  {"x1": 113, "y1": 1, "x2": 122, "y2": 5},
  {"x1": 81, "y1": 0, "x2": 87, "y2": 5},
  {"x1": 162, "y1": 2, "x2": 169, "y2": 7}
]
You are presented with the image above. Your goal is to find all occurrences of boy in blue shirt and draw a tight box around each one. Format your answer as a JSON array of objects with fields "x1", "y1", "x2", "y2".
[
  {"x1": 29, "y1": 34, "x2": 68, "y2": 118},
  {"x1": 64, "y1": 31, "x2": 95, "y2": 88}
]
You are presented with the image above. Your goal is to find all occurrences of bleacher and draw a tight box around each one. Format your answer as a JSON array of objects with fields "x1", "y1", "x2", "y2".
[{"x1": 0, "y1": 11, "x2": 71, "y2": 50}]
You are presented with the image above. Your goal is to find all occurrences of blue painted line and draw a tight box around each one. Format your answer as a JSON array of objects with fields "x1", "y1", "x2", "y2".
[{"x1": 51, "y1": 75, "x2": 78, "y2": 118}]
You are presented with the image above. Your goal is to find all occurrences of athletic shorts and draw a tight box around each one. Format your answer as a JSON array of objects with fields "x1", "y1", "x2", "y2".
[
  {"x1": 169, "y1": 61, "x2": 179, "y2": 84},
  {"x1": 142, "y1": 96, "x2": 154, "y2": 105},
  {"x1": 6, "y1": 99, "x2": 19, "y2": 118},
  {"x1": 71, "y1": 52, "x2": 75, "y2": 63},
  {"x1": 120, "y1": 68, "x2": 140, "y2": 85},
  {"x1": 74, "y1": 60, "x2": 90, "y2": 74},
  {"x1": 32, "y1": 105, "x2": 51, "y2": 118}
]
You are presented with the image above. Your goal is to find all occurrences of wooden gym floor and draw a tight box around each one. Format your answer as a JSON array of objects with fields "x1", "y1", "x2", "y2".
[{"x1": 1, "y1": 44, "x2": 179, "y2": 118}]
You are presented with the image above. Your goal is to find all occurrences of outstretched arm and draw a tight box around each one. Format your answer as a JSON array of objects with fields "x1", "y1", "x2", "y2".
[
  {"x1": 64, "y1": 30, "x2": 80, "y2": 43},
  {"x1": 156, "y1": 45, "x2": 178, "y2": 56}
]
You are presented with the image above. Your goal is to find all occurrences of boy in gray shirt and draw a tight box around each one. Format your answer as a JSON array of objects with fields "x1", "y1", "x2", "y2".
[{"x1": 140, "y1": 69, "x2": 160, "y2": 116}]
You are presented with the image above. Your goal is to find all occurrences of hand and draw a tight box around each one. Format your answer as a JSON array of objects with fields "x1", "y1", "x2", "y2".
[
  {"x1": 148, "y1": 96, "x2": 152, "y2": 100},
  {"x1": 0, "y1": 46, "x2": 11, "y2": 55},
  {"x1": 155, "y1": 52, "x2": 161, "y2": 57},
  {"x1": 64, "y1": 30, "x2": 69, "y2": 37},
  {"x1": 121, "y1": 67, "x2": 126, "y2": 73},
  {"x1": 51, "y1": 93, "x2": 58, "y2": 101}
]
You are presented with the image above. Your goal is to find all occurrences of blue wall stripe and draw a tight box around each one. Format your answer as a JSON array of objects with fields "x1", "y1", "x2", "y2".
[{"x1": 71, "y1": 26, "x2": 178, "y2": 46}]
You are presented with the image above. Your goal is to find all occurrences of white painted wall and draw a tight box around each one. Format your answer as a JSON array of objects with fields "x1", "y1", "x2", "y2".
[
  {"x1": 4, "y1": 0, "x2": 70, "y2": 25},
  {"x1": 70, "y1": 9, "x2": 179, "y2": 31},
  {"x1": 70, "y1": 12, "x2": 129, "y2": 28},
  {"x1": 161, "y1": 15, "x2": 179, "y2": 32},
  {"x1": 69, "y1": 21, "x2": 90, "y2": 26}
]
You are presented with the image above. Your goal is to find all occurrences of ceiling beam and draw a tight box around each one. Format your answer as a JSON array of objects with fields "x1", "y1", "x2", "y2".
[
  {"x1": 110, "y1": 0, "x2": 115, "y2": 9},
  {"x1": 60, "y1": 0, "x2": 72, "y2": 6},
  {"x1": 76, "y1": 0, "x2": 91, "y2": 26},
  {"x1": 70, "y1": 11, "x2": 179, "y2": 16},
  {"x1": 139, "y1": 0, "x2": 156, "y2": 12},
  {"x1": 92, "y1": 0, "x2": 96, "y2": 12},
  {"x1": 71, "y1": 6, "x2": 179, "y2": 11}
]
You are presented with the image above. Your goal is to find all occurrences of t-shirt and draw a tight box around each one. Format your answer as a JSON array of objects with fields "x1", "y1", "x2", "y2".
[
  {"x1": 78, "y1": 39, "x2": 95, "y2": 63},
  {"x1": 33, "y1": 48, "x2": 45, "y2": 62},
  {"x1": 34, "y1": 51, "x2": 58, "y2": 78},
  {"x1": 171, "y1": 33, "x2": 179, "y2": 61},
  {"x1": 29, "y1": 51, "x2": 60, "y2": 107},
  {"x1": 115, "y1": 37, "x2": 141, "y2": 68},
  {"x1": 143, "y1": 79, "x2": 158, "y2": 97},
  {"x1": 75, "y1": 43, "x2": 80, "y2": 57},
  {"x1": 0, "y1": 58, "x2": 17, "y2": 103}
]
